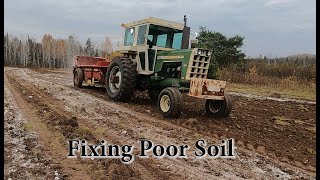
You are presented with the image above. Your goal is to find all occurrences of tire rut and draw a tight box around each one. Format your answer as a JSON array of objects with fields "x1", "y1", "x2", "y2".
[
  {"x1": 5, "y1": 71, "x2": 142, "y2": 179},
  {"x1": 5, "y1": 69, "x2": 179, "y2": 179}
]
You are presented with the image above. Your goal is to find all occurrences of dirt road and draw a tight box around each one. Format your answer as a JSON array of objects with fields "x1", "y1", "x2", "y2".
[{"x1": 4, "y1": 67, "x2": 316, "y2": 179}]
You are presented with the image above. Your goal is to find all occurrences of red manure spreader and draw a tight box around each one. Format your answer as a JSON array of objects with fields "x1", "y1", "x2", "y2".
[{"x1": 73, "y1": 55, "x2": 110, "y2": 87}]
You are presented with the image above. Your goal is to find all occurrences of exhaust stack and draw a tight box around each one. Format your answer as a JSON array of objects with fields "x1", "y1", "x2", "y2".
[{"x1": 181, "y1": 15, "x2": 190, "y2": 49}]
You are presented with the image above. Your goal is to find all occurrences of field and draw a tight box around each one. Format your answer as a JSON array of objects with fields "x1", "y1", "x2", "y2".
[{"x1": 4, "y1": 67, "x2": 316, "y2": 179}]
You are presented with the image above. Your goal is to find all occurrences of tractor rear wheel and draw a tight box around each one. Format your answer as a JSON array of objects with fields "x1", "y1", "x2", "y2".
[
  {"x1": 205, "y1": 93, "x2": 232, "y2": 117},
  {"x1": 105, "y1": 57, "x2": 136, "y2": 102},
  {"x1": 158, "y1": 87, "x2": 182, "y2": 118},
  {"x1": 73, "y1": 68, "x2": 84, "y2": 88}
]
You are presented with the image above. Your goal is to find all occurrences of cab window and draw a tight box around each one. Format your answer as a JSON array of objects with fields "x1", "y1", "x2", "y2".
[
  {"x1": 124, "y1": 28, "x2": 134, "y2": 46},
  {"x1": 148, "y1": 24, "x2": 183, "y2": 49},
  {"x1": 156, "y1": 34, "x2": 167, "y2": 47},
  {"x1": 137, "y1": 25, "x2": 147, "y2": 45},
  {"x1": 172, "y1": 33, "x2": 182, "y2": 49}
]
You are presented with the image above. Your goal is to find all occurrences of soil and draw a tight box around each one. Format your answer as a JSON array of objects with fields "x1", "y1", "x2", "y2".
[{"x1": 4, "y1": 67, "x2": 316, "y2": 179}]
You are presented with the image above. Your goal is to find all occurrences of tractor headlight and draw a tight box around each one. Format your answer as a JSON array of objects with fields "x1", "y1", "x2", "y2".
[
  {"x1": 207, "y1": 51, "x2": 212, "y2": 56},
  {"x1": 198, "y1": 49, "x2": 202, "y2": 55}
]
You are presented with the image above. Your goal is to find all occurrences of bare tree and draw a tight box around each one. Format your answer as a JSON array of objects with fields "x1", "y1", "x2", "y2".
[
  {"x1": 104, "y1": 36, "x2": 113, "y2": 57},
  {"x1": 42, "y1": 34, "x2": 53, "y2": 68},
  {"x1": 4, "y1": 33, "x2": 83, "y2": 68}
]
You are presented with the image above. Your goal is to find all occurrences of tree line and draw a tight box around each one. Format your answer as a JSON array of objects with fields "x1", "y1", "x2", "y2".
[
  {"x1": 243, "y1": 56, "x2": 316, "y2": 80},
  {"x1": 196, "y1": 26, "x2": 316, "y2": 80},
  {"x1": 4, "y1": 33, "x2": 113, "y2": 68}
]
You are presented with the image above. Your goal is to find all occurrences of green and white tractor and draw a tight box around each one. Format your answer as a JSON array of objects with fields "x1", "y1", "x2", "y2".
[{"x1": 105, "y1": 16, "x2": 232, "y2": 118}]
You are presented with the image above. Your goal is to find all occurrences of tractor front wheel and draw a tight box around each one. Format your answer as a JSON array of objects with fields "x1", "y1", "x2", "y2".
[
  {"x1": 158, "y1": 87, "x2": 182, "y2": 118},
  {"x1": 205, "y1": 93, "x2": 232, "y2": 117},
  {"x1": 105, "y1": 57, "x2": 136, "y2": 102},
  {"x1": 73, "y1": 68, "x2": 84, "y2": 88}
]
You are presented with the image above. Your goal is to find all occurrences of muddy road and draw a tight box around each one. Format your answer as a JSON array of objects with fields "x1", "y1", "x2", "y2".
[{"x1": 4, "y1": 67, "x2": 316, "y2": 179}]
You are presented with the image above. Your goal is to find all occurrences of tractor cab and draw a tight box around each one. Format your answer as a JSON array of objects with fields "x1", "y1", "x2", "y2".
[{"x1": 116, "y1": 17, "x2": 189, "y2": 75}]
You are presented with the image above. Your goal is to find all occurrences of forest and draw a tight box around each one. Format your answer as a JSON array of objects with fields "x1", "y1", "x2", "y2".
[{"x1": 4, "y1": 33, "x2": 113, "y2": 68}]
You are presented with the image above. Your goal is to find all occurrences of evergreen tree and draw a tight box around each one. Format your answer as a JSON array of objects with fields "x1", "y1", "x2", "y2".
[
  {"x1": 84, "y1": 38, "x2": 94, "y2": 56},
  {"x1": 196, "y1": 26, "x2": 246, "y2": 78}
]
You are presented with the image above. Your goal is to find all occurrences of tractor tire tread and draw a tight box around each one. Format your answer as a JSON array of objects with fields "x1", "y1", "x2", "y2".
[
  {"x1": 105, "y1": 57, "x2": 136, "y2": 102},
  {"x1": 158, "y1": 87, "x2": 182, "y2": 118}
]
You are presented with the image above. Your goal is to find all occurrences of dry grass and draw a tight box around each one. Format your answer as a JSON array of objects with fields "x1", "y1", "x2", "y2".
[
  {"x1": 225, "y1": 83, "x2": 316, "y2": 100},
  {"x1": 219, "y1": 66, "x2": 316, "y2": 100}
]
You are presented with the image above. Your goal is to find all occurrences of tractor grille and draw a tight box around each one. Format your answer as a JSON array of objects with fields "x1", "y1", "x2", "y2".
[{"x1": 185, "y1": 49, "x2": 210, "y2": 80}]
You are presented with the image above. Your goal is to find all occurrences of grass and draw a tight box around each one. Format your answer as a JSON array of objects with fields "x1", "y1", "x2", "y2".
[
  {"x1": 226, "y1": 83, "x2": 316, "y2": 101},
  {"x1": 22, "y1": 122, "x2": 34, "y2": 131},
  {"x1": 272, "y1": 116, "x2": 291, "y2": 126},
  {"x1": 305, "y1": 126, "x2": 316, "y2": 133},
  {"x1": 307, "y1": 148, "x2": 316, "y2": 155},
  {"x1": 23, "y1": 121, "x2": 46, "y2": 132},
  {"x1": 93, "y1": 127, "x2": 107, "y2": 137}
]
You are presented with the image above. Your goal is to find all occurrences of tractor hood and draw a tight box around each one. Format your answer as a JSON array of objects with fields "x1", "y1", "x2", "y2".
[{"x1": 155, "y1": 48, "x2": 212, "y2": 80}]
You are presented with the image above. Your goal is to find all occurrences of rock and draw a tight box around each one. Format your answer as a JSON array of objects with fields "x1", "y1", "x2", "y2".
[
  {"x1": 269, "y1": 153, "x2": 276, "y2": 159},
  {"x1": 269, "y1": 93, "x2": 281, "y2": 98},
  {"x1": 306, "y1": 165, "x2": 316, "y2": 172},
  {"x1": 247, "y1": 144, "x2": 255, "y2": 151},
  {"x1": 256, "y1": 146, "x2": 266, "y2": 155},
  {"x1": 67, "y1": 117, "x2": 78, "y2": 127},
  {"x1": 185, "y1": 118, "x2": 197, "y2": 126},
  {"x1": 236, "y1": 140, "x2": 244, "y2": 148},
  {"x1": 279, "y1": 157, "x2": 289, "y2": 163},
  {"x1": 121, "y1": 131, "x2": 128, "y2": 135},
  {"x1": 294, "y1": 161, "x2": 304, "y2": 168}
]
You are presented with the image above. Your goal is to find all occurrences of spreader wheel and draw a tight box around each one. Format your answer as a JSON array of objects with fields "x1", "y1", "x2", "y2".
[
  {"x1": 205, "y1": 93, "x2": 232, "y2": 117},
  {"x1": 105, "y1": 57, "x2": 136, "y2": 102},
  {"x1": 73, "y1": 68, "x2": 84, "y2": 88},
  {"x1": 158, "y1": 87, "x2": 182, "y2": 118}
]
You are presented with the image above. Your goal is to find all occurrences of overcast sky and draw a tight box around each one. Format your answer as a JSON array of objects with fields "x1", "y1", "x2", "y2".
[{"x1": 4, "y1": 0, "x2": 316, "y2": 57}]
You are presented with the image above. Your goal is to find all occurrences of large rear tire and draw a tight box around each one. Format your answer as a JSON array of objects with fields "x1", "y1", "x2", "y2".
[
  {"x1": 73, "y1": 68, "x2": 84, "y2": 88},
  {"x1": 205, "y1": 93, "x2": 232, "y2": 117},
  {"x1": 158, "y1": 87, "x2": 182, "y2": 118},
  {"x1": 105, "y1": 57, "x2": 136, "y2": 102}
]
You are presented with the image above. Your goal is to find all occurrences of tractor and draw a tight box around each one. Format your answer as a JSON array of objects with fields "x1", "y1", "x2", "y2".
[{"x1": 73, "y1": 16, "x2": 232, "y2": 118}]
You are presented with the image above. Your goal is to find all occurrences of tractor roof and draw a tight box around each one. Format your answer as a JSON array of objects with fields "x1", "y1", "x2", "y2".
[{"x1": 121, "y1": 17, "x2": 184, "y2": 30}]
